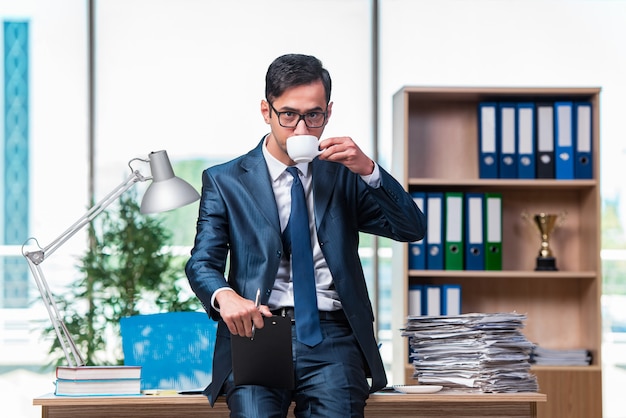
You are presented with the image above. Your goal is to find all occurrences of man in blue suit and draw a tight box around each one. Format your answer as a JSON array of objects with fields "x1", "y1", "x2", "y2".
[{"x1": 186, "y1": 54, "x2": 426, "y2": 417}]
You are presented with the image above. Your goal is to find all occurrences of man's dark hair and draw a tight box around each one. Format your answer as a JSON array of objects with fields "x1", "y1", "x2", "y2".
[{"x1": 265, "y1": 54, "x2": 332, "y2": 104}]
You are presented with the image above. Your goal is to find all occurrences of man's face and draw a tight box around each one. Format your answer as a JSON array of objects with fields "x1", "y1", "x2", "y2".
[{"x1": 261, "y1": 80, "x2": 333, "y2": 165}]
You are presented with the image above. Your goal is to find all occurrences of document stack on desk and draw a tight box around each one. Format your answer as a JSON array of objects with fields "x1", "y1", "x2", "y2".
[
  {"x1": 402, "y1": 312, "x2": 538, "y2": 393},
  {"x1": 54, "y1": 365, "x2": 142, "y2": 396}
]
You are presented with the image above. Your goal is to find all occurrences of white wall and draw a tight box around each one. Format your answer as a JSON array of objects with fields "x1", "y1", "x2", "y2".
[
  {"x1": 2, "y1": 0, "x2": 88, "y2": 250},
  {"x1": 94, "y1": 0, "x2": 373, "y2": 194},
  {"x1": 0, "y1": 0, "x2": 88, "y2": 366},
  {"x1": 379, "y1": 0, "x2": 626, "y2": 203}
]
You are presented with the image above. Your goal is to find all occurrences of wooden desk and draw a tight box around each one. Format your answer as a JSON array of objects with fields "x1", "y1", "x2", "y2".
[{"x1": 34, "y1": 391, "x2": 546, "y2": 418}]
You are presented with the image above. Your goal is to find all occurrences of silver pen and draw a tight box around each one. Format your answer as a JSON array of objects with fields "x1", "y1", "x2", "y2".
[{"x1": 251, "y1": 288, "x2": 260, "y2": 340}]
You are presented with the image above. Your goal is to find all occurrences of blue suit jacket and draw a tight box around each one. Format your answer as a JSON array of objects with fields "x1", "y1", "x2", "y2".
[{"x1": 186, "y1": 138, "x2": 426, "y2": 405}]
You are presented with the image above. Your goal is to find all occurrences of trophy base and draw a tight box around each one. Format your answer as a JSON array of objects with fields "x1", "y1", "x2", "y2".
[{"x1": 535, "y1": 256, "x2": 558, "y2": 271}]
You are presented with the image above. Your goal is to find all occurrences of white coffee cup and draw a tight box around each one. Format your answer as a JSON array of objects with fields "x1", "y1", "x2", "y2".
[{"x1": 286, "y1": 135, "x2": 322, "y2": 163}]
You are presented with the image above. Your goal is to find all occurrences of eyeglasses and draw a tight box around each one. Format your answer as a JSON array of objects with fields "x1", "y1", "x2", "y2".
[{"x1": 269, "y1": 103, "x2": 327, "y2": 129}]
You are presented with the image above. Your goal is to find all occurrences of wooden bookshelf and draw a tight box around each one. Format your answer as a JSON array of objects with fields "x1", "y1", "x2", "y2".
[{"x1": 390, "y1": 86, "x2": 602, "y2": 418}]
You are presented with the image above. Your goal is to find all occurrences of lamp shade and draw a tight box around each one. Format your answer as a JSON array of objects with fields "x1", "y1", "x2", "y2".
[{"x1": 140, "y1": 150, "x2": 200, "y2": 214}]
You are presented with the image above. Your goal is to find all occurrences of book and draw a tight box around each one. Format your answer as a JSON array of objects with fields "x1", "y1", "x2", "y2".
[
  {"x1": 516, "y1": 102, "x2": 535, "y2": 179},
  {"x1": 555, "y1": 101, "x2": 574, "y2": 179},
  {"x1": 408, "y1": 284, "x2": 424, "y2": 316},
  {"x1": 444, "y1": 192, "x2": 464, "y2": 270},
  {"x1": 478, "y1": 102, "x2": 499, "y2": 178},
  {"x1": 56, "y1": 365, "x2": 142, "y2": 380},
  {"x1": 573, "y1": 101, "x2": 593, "y2": 179},
  {"x1": 423, "y1": 285, "x2": 441, "y2": 316},
  {"x1": 441, "y1": 284, "x2": 461, "y2": 316},
  {"x1": 498, "y1": 102, "x2": 517, "y2": 178},
  {"x1": 408, "y1": 192, "x2": 426, "y2": 270},
  {"x1": 535, "y1": 102, "x2": 555, "y2": 178},
  {"x1": 55, "y1": 377, "x2": 141, "y2": 396},
  {"x1": 484, "y1": 193, "x2": 502, "y2": 270},
  {"x1": 464, "y1": 193, "x2": 484, "y2": 270},
  {"x1": 425, "y1": 192, "x2": 444, "y2": 269}
]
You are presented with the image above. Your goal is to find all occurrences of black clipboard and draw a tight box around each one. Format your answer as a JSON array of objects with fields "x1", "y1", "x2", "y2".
[{"x1": 230, "y1": 315, "x2": 294, "y2": 389}]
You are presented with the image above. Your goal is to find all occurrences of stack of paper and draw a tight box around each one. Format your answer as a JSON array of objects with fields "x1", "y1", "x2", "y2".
[
  {"x1": 402, "y1": 312, "x2": 538, "y2": 393},
  {"x1": 530, "y1": 346, "x2": 592, "y2": 366},
  {"x1": 54, "y1": 366, "x2": 142, "y2": 396}
]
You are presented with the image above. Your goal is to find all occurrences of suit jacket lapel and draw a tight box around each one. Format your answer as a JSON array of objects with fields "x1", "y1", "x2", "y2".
[{"x1": 240, "y1": 141, "x2": 281, "y2": 236}]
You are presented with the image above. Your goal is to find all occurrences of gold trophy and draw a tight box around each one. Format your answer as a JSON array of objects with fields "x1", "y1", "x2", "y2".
[{"x1": 522, "y1": 212, "x2": 566, "y2": 271}]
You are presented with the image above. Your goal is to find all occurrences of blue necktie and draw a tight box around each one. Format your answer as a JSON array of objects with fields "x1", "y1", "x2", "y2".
[{"x1": 285, "y1": 167, "x2": 323, "y2": 347}]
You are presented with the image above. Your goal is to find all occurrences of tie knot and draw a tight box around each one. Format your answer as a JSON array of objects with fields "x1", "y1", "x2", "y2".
[{"x1": 286, "y1": 166, "x2": 299, "y2": 179}]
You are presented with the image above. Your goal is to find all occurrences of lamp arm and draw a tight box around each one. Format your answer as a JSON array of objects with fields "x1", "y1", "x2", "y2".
[
  {"x1": 25, "y1": 257, "x2": 85, "y2": 367},
  {"x1": 22, "y1": 170, "x2": 147, "y2": 367},
  {"x1": 27, "y1": 171, "x2": 145, "y2": 264}
]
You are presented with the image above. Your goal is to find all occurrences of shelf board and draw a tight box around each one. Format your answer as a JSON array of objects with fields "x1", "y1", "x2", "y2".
[
  {"x1": 408, "y1": 270, "x2": 596, "y2": 280},
  {"x1": 530, "y1": 365, "x2": 602, "y2": 372},
  {"x1": 408, "y1": 178, "x2": 597, "y2": 189},
  {"x1": 405, "y1": 363, "x2": 601, "y2": 373},
  {"x1": 399, "y1": 86, "x2": 601, "y2": 100}
]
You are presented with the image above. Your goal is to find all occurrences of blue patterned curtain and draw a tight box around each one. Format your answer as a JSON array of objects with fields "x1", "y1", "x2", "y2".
[{"x1": 2, "y1": 21, "x2": 29, "y2": 308}]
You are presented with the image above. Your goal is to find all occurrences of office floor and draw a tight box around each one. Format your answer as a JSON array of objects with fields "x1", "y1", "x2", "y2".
[
  {"x1": 602, "y1": 337, "x2": 626, "y2": 418},
  {"x1": 1, "y1": 368, "x2": 54, "y2": 418},
  {"x1": 3, "y1": 340, "x2": 626, "y2": 418}
]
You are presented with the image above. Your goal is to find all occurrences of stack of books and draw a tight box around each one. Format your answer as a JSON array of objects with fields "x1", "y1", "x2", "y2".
[
  {"x1": 402, "y1": 312, "x2": 538, "y2": 393},
  {"x1": 54, "y1": 365, "x2": 142, "y2": 396},
  {"x1": 530, "y1": 345, "x2": 592, "y2": 366}
]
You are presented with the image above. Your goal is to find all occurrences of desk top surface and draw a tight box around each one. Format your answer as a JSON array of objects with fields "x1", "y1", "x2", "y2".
[{"x1": 34, "y1": 391, "x2": 547, "y2": 406}]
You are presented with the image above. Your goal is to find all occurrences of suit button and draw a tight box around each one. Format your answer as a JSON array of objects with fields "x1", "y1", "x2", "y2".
[{"x1": 276, "y1": 250, "x2": 282, "y2": 258}]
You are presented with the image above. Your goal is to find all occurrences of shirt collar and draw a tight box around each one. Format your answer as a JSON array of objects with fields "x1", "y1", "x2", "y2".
[{"x1": 262, "y1": 134, "x2": 311, "y2": 181}]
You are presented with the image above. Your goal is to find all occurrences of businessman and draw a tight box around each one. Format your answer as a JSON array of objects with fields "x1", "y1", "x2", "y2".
[{"x1": 186, "y1": 53, "x2": 426, "y2": 417}]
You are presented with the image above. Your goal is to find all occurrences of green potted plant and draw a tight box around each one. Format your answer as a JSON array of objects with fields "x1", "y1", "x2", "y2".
[{"x1": 44, "y1": 191, "x2": 200, "y2": 366}]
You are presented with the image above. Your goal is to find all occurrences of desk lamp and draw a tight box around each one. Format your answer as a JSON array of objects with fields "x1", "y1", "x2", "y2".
[{"x1": 22, "y1": 150, "x2": 200, "y2": 367}]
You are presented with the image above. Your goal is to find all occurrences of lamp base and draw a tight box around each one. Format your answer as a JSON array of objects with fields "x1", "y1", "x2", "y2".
[{"x1": 535, "y1": 256, "x2": 558, "y2": 271}]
